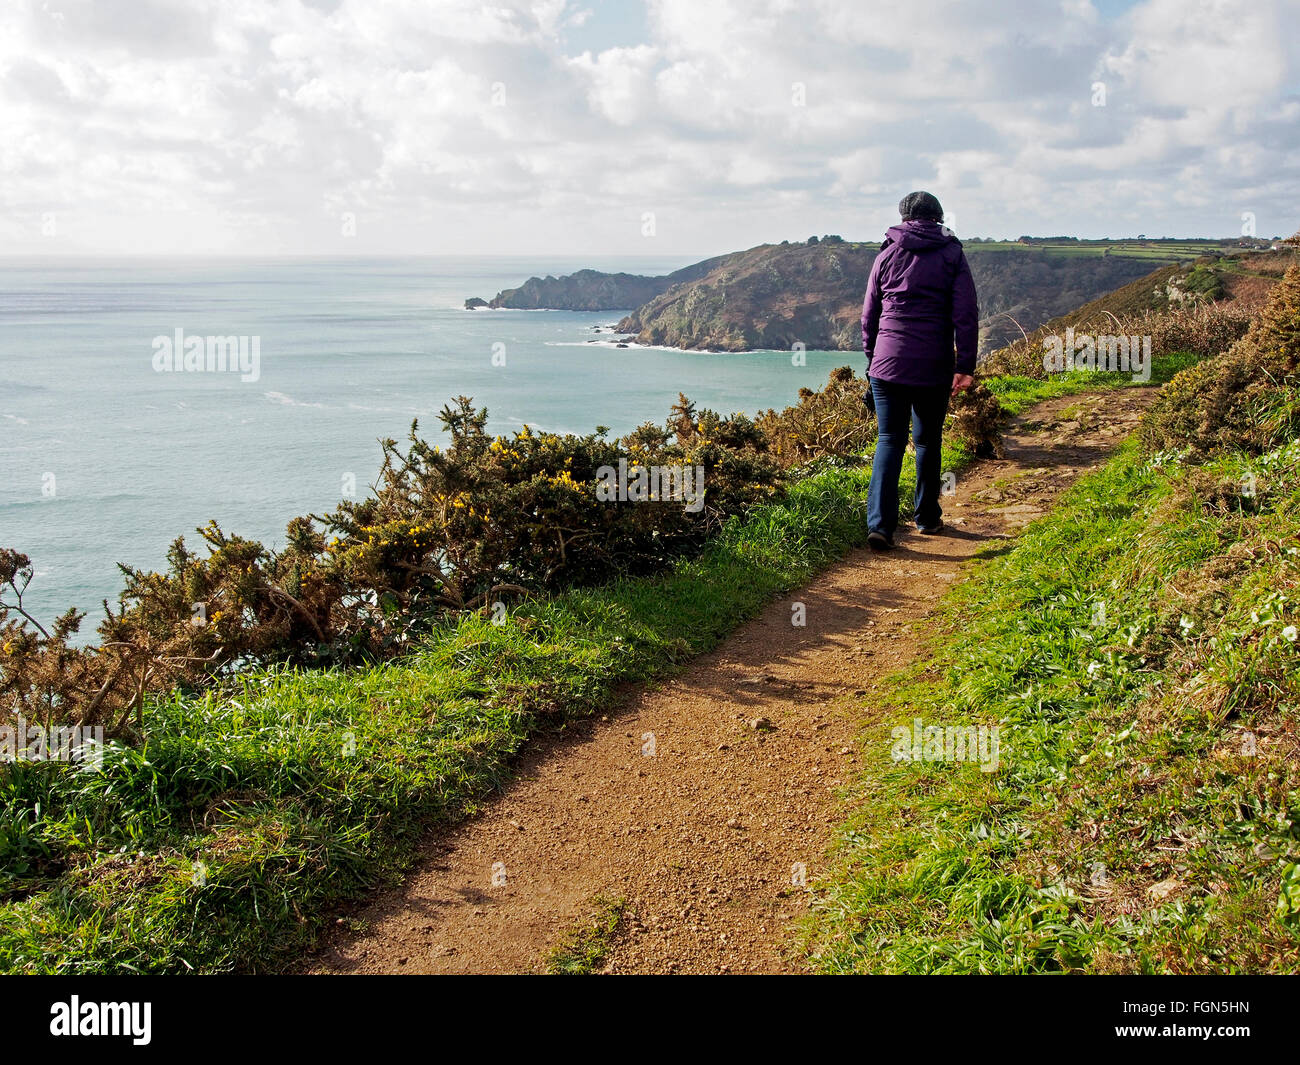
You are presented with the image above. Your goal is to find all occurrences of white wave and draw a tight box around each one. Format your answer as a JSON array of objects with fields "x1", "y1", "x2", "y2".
[
  {"x1": 264, "y1": 391, "x2": 326, "y2": 409},
  {"x1": 544, "y1": 340, "x2": 638, "y2": 349},
  {"x1": 543, "y1": 339, "x2": 774, "y2": 354}
]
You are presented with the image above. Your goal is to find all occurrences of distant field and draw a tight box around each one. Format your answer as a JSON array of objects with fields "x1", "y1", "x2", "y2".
[{"x1": 965, "y1": 239, "x2": 1254, "y2": 261}]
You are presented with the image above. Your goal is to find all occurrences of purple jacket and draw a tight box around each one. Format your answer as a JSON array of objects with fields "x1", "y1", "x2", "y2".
[{"x1": 861, "y1": 220, "x2": 978, "y2": 387}]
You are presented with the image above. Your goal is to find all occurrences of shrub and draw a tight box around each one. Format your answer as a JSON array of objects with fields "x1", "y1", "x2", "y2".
[
  {"x1": 1142, "y1": 300, "x2": 1253, "y2": 361},
  {"x1": 755, "y1": 366, "x2": 874, "y2": 467},
  {"x1": 1139, "y1": 264, "x2": 1300, "y2": 458},
  {"x1": 947, "y1": 381, "x2": 1006, "y2": 458},
  {"x1": 1, "y1": 396, "x2": 782, "y2": 737},
  {"x1": 981, "y1": 299, "x2": 1253, "y2": 381}
]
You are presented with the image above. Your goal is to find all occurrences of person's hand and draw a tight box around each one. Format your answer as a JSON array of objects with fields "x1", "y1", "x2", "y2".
[{"x1": 951, "y1": 373, "x2": 974, "y2": 397}]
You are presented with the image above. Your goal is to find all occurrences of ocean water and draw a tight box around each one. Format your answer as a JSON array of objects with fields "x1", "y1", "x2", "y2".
[{"x1": 0, "y1": 256, "x2": 857, "y2": 634}]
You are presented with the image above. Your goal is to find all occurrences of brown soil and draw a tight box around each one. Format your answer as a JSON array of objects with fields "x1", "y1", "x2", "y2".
[{"x1": 303, "y1": 386, "x2": 1157, "y2": 975}]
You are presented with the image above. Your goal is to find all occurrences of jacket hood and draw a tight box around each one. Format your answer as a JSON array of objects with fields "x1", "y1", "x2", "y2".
[{"x1": 885, "y1": 219, "x2": 958, "y2": 251}]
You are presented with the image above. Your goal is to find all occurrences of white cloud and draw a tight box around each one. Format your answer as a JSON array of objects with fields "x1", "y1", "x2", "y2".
[
  {"x1": 569, "y1": 44, "x2": 659, "y2": 124},
  {"x1": 0, "y1": 0, "x2": 1296, "y2": 256}
]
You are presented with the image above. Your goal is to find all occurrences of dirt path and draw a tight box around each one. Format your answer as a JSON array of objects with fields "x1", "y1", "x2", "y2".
[{"x1": 304, "y1": 387, "x2": 1156, "y2": 975}]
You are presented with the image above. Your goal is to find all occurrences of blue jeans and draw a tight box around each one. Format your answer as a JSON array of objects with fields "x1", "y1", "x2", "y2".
[{"x1": 868, "y1": 378, "x2": 951, "y2": 540}]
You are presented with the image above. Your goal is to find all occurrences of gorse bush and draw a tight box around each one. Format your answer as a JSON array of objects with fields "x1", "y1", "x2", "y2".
[
  {"x1": 327, "y1": 394, "x2": 781, "y2": 608},
  {"x1": 1143, "y1": 299, "x2": 1254, "y2": 363},
  {"x1": 1, "y1": 394, "x2": 783, "y2": 738},
  {"x1": 756, "y1": 365, "x2": 873, "y2": 467},
  {"x1": 1140, "y1": 264, "x2": 1300, "y2": 459},
  {"x1": 0, "y1": 362, "x2": 1014, "y2": 740},
  {"x1": 980, "y1": 295, "x2": 1254, "y2": 380},
  {"x1": 946, "y1": 381, "x2": 1007, "y2": 458}
]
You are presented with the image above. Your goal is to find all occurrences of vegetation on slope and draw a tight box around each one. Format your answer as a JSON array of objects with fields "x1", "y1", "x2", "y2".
[
  {"x1": 978, "y1": 251, "x2": 1292, "y2": 379},
  {"x1": 806, "y1": 265, "x2": 1300, "y2": 974}
]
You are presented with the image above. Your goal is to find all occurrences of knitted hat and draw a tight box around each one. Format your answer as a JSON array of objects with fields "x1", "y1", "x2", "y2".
[{"x1": 899, "y1": 191, "x2": 944, "y2": 222}]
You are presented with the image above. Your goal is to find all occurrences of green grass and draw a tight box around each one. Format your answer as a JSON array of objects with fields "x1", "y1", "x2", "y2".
[
  {"x1": 985, "y1": 369, "x2": 1129, "y2": 414},
  {"x1": 545, "y1": 896, "x2": 628, "y2": 974},
  {"x1": 804, "y1": 435, "x2": 1300, "y2": 973},
  {"x1": 981, "y1": 355, "x2": 1197, "y2": 415},
  {"x1": 983, "y1": 354, "x2": 1202, "y2": 418}
]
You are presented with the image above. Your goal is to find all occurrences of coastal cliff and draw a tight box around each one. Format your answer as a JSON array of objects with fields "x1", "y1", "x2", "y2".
[
  {"x1": 615, "y1": 238, "x2": 1164, "y2": 353},
  {"x1": 468, "y1": 237, "x2": 1218, "y2": 352},
  {"x1": 468, "y1": 255, "x2": 733, "y2": 311}
]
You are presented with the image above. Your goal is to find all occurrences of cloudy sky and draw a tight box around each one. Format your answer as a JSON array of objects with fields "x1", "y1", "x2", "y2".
[{"x1": 2, "y1": 0, "x2": 1297, "y2": 258}]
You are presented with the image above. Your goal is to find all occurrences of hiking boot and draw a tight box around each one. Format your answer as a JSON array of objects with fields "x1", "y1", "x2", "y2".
[
  {"x1": 916, "y1": 520, "x2": 945, "y2": 535},
  {"x1": 867, "y1": 530, "x2": 895, "y2": 551}
]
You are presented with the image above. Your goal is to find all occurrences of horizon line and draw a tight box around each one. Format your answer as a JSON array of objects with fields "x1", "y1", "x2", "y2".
[{"x1": 0, "y1": 235, "x2": 1273, "y2": 263}]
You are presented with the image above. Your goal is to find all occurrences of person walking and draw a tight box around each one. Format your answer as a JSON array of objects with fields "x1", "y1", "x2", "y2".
[{"x1": 861, "y1": 191, "x2": 978, "y2": 550}]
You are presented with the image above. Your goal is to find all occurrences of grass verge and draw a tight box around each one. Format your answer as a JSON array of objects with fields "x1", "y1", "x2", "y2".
[{"x1": 804, "y1": 435, "x2": 1300, "y2": 973}]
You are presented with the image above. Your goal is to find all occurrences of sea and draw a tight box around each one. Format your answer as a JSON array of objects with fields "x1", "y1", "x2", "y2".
[{"x1": 0, "y1": 255, "x2": 855, "y2": 636}]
